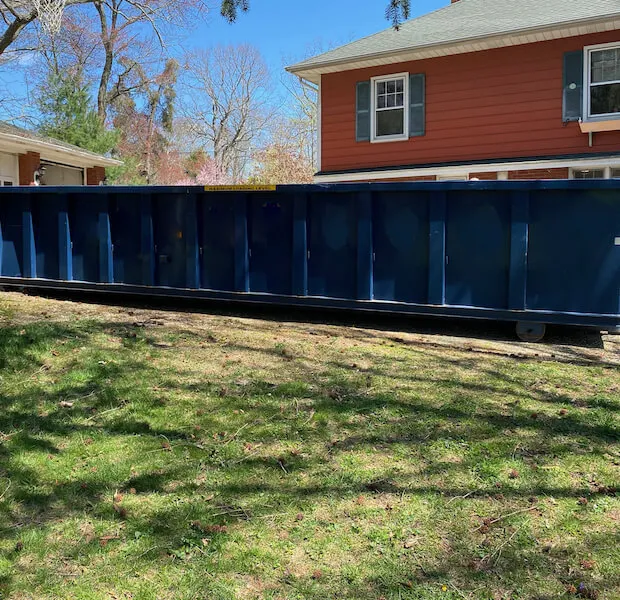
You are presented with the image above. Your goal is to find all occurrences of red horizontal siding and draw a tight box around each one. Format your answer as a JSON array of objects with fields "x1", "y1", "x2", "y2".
[
  {"x1": 321, "y1": 31, "x2": 620, "y2": 173},
  {"x1": 469, "y1": 172, "x2": 498, "y2": 180},
  {"x1": 508, "y1": 168, "x2": 569, "y2": 179}
]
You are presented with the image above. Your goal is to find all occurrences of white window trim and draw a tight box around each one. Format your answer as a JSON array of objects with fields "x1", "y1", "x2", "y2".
[
  {"x1": 370, "y1": 72, "x2": 409, "y2": 143},
  {"x1": 583, "y1": 41, "x2": 620, "y2": 122}
]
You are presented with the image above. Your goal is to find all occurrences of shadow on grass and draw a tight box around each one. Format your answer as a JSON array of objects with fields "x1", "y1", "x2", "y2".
[{"x1": 0, "y1": 316, "x2": 617, "y2": 599}]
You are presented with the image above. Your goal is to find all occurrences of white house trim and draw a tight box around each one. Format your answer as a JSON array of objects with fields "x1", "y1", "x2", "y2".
[
  {"x1": 583, "y1": 40, "x2": 620, "y2": 122},
  {"x1": 314, "y1": 155, "x2": 620, "y2": 183},
  {"x1": 370, "y1": 72, "x2": 409, "y2": 143}
]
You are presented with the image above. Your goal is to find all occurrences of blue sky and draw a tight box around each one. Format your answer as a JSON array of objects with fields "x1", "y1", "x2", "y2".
[
  {"x1": 193, "y1": 0, "x2": 446, "y2": 74},
  {"x1": 0, "y1": 0, "x2": 447, "y2": 123}
]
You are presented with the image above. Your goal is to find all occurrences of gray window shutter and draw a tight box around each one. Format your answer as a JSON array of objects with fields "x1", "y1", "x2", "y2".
[
  {"x1": 409, "y1": 73, "x2": 425, "y2": 137},
  {"x1": 356, "y1": 81, "x2": 371, "y2": 142},
  {"x1": 563, "y1": 50, "x2": 583, "y2": 122}
]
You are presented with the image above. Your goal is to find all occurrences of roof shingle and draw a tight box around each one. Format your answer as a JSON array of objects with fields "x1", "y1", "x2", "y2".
[{"x1": 288, "y1": 0, "x2": 620, "y2": 74}]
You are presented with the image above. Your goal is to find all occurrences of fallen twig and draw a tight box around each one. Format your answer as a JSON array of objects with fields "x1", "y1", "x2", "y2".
[
  {"x1": 222, "y1": 422, "x2": 251, "y2": 446},
  {"x1": 475, "y1": 506, "x2": 537, "y2": 532},
  {"x1": 84, "y1": 404, "x2": 126, "y2": 422},
  {"x1": 447, "y1": 490, "x2": 477, "y2": 504},
  {"x1": 225, "y1": 450, "x2": 261, "y2": 466},
  {"x1": 0, "y1": 480, "x2": 11, "y2": 501},
  {"x1": 492, "y1": 526, "x2": 522, "y2": 566},
  {"x1": 448, "y1": 582, "x2": 468, "y2": 600}
]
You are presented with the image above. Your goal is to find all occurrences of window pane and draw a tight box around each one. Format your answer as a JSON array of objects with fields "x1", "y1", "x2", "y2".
[
  {"x1": 611, "y1": 168, "x2": 620, "y2": 178},
  {"x1": 376, "y1": 108, "x2": 404, "y2": 137},
  {"x1": 386, "y1": 94, "x2": 396, "y2": 108},
  {"x1": 377, "y1": 95, "x2": 386, "y2": 109},
  {"x1": 591, "y1": 83, "x2": 620, "y2": 115},
  {"x1": 387, "y1": 80, "x2": 395, "y2": 93},
  {"x1": 395, "y1": 92, "x2": 404, "y2": 106},
  {"x1": 591, "y1": 48, "x2": 620, "y2": 83},
  {"x1": 573, "y1": 169, "x2": 605, "y2": 179},
  {"x1": 395, "y1": 79, "x2": 403, "y2": 93},
  {"x1": 377, "y1": 81, "x2": 386, "y2": 95}
]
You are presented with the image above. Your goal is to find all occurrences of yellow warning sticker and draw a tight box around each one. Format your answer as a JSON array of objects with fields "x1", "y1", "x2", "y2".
[{"x1": 204, "y1": 185, "x2": 277, "y2": 192}]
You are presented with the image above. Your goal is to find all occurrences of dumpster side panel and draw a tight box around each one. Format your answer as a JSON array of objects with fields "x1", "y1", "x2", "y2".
[
  {"x1": 0, "y1": 197, "x2": 26, "y2": 277},
  {"x1": 199, "y1": 195, "x2": 236, "y2": 291},
  {"x1": 527, "y1": 189, "x2": 620, "y2": 315},
  {"x1": 372, "y1": 191, "x2": 429, "y2": 304},
  {"x1": 152, "y1": 193, "x2": 191, "y2": 289},
  {"x1": 111, "y1": 194, "x2": 144, "y2": 285},
  {"x1": 445, "y1": 191, "x2": 511, "y2": 309},
  {"x1": 308, "y1": 192, "x2": 357, "y2": 299},
  {"x1": 249, "y1": 194, "x2": 294, "y2": 295},
  {"x1": 33, "y1": 197, "x2": 61, "y2": 280},
  {"x1": 70, "y1": 193, "x2": 106, "y2": 283}
]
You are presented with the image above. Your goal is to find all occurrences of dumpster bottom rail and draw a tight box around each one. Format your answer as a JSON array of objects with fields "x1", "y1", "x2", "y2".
[{"x1": 1, "y1": 277, "x2": 617, "y2": 341}]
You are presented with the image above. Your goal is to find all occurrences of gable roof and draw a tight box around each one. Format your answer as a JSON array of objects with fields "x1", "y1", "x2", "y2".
[
  {"x1": 0, "y1": 121, "x2": 121, "y2": 168},
  {"x1": 287, "y1": 0, "x2": 620, "y2": 83}
]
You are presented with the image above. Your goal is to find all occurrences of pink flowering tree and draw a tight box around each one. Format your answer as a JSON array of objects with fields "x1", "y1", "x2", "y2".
[{"x1": 175, "y1": 156, "x2": 232, "y2": 186}]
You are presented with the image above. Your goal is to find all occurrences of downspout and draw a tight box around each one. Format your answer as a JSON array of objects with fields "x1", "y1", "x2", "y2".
[{"x1": 296, "y1": 76, "x2": 321, "y2": 174}]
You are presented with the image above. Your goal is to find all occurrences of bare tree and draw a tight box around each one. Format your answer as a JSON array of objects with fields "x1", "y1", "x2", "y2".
[
  {"x1": 180, "y1": 44, "x2": 273, "y2": 182},
  {"x1": 92, "y1": 0, "x2": 207, "y2": 122},
  {"x1": 282, "y1": 72, "x2": 317, "y2": 170},
  {"x1": 1, "y1": 0, "x2": 206, "y2": 123}
]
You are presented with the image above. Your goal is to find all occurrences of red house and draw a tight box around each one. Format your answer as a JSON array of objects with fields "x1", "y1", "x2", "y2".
[{"x1": 287, "y1": 0, "x2": 620, "y2": 182}]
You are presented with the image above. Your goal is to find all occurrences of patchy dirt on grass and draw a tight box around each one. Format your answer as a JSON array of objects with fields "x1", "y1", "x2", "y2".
[{"x1": 5, "y1": 290, "x2": 619, "y2": 365}]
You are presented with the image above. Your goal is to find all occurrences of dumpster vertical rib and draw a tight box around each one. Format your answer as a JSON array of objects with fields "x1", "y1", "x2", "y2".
[
  {"x1": 292, "y1": 193, "x2": 308, "y2": 296},
  {"x1": 98, "y1": 198, "x2": 113, "y2": 284},
  {"x1": 508, "y1": 191, "x2": 530, "y2": 311},
  {"x1": 428, "y1": 192, "x2": 447, "y2": 305},
  {"x1": 58, "y1": 197, "x2": 72, "y2": 281},
  {"x1": 357, "y1": 191, "x2": 373, "y2": 300},
  {"x1": 140, "y1": 194, "x2": 155, "y2": 286},
  {"x1": 234, "y1": 194, "x2": 249, "y2": 293},
  {"x1": 185, "y1": 192, "x2": 200, "y2": 289},
  {"x1": 22, "y1": 197, "x2": 36, "y2": 278}
]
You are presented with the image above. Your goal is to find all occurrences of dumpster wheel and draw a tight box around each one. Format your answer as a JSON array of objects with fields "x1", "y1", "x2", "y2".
[{"x1": 516, "y1": 321, "x2": 546, "y2": 342}]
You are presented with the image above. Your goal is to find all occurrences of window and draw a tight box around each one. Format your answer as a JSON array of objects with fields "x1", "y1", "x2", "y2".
[
  {"x1": 572, "y1": 169, "x2": 605, "y2": 179},
  {"x1": 585, "y1": 43, "x2": 620, "y2": 119},
  {"x1": 371, "y1": 73, "x2": 408, "y2": 142},
  {"x1": 611, "y1": 168, "x2": 620, "y2": 178},
  {"x1": 2, "y1": 180, "x2": 13, "y2": 186}
]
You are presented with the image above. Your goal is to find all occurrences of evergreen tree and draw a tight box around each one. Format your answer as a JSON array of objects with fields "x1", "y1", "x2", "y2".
[
  {"x1": 221, "y1": 0, "x2": 411, "y2": 27},
  {"x1": 37, "y1": 73, "x2": 118, "y2": 155}
]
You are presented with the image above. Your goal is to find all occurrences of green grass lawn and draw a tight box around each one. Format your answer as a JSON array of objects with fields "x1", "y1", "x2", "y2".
[{"x1": 0, "y1": 292, "x2": 618, "y2": 600}]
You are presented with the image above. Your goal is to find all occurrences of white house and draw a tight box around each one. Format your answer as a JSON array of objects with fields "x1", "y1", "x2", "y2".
[{"x1": 0, "y1": 121, "x2": 121, "y2": 186}]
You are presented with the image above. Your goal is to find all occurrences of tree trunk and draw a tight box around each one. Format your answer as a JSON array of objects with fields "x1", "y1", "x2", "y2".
[{"x1": 95, "y1": 1, "x2": 114, "y2": 124}]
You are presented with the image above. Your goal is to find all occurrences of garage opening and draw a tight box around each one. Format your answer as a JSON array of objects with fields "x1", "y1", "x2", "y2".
[{"x1": 41, "y1": 161, "x2": 84, "y2": 185}]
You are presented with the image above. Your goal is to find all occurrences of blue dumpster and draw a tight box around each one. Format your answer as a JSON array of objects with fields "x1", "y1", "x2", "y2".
[{"x1": 0, "y1": 181, "x2": 618, "y2": 340}]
